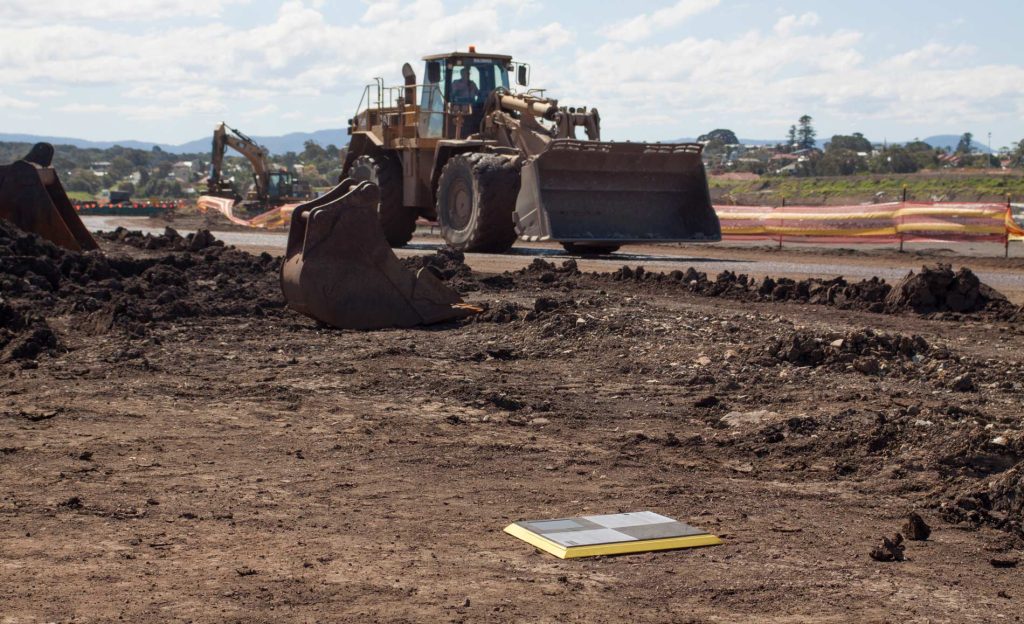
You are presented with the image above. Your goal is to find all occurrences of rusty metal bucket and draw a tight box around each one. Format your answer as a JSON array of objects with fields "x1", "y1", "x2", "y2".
[
  {"x1": 280, "y1": 179, "x2": 476, "y2": 330},
  {"x1": 0, "y1": 143, "x2": 98, "y2": 252},
  {"x1": 513, "y1": 140, "x2": 721, "y2": 244}
]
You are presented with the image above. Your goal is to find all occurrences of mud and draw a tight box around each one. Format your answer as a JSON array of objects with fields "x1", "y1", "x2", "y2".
[
  {"x1": 2, "y1": 220, "x2": 1023, "y2": 622},
  {"x1": 2, "y1": 222, "x2": 282, "y2": 344}
]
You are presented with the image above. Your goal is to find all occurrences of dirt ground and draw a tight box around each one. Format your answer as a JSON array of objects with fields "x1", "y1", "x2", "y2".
[{"x1": 2, "y1": 224, "x2": 1023, "y2": 623}]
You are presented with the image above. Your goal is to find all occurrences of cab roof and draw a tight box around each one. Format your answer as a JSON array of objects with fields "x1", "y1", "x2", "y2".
[{"x1": 422, "y1": 51, "x2": 513, "y2": 63}]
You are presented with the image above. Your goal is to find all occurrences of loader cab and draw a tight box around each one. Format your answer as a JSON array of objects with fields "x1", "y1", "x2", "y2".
[{"x1": 421, "y1": 51, "x2": 512, "y2": 138}]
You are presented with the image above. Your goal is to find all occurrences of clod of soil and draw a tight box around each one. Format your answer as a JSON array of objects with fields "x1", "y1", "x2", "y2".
[
  {"x1": 903, "y1": 512, "x2": 931, "y2": 541},
  {"x1": 870, "y1": 534, "x2": 906, "y2": 562}
]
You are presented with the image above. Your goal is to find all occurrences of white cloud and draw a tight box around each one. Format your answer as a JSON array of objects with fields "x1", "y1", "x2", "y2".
[
  {"x1": 1, "y1": 0, "x2": 1021, "y2": 142},
  {"x1": 0, "y1": 0, "x2": 250, "y2": 22},
  {"x1": 773, "y1": 12, "x2": 820, "y2": 36},
  {"x1": 0, "y1": 0, "x2": 577, "y2": 134},
  {"x1": 361, "y1": 0, "x2": 400, "y2": 22},
  {"x1": 23, "y1": 88, "x2": 64, "y2": 98},
  {"x1": 602, "y1": 0, "x2": 720, "y2": 43},
  {"x1": 567, "y1": 21, "x2": 1022, "y2": 139},
  {"x1": 0, "y1": 92, "x2": 34, "y2": 110},
  {"x1": 887, "y1": 43, "x2": 975, "y2": 69},
  {"x1": 57, "y1": 96, "x2": 225, "y2": 121},
  {"x1": 243, "y1": 104, "x2": 280, "y2": 119}
]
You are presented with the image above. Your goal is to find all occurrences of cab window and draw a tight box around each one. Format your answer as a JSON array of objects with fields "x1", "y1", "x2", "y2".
[{"x1": 447, "y1": 60, "x2": 510, "y2": 105}]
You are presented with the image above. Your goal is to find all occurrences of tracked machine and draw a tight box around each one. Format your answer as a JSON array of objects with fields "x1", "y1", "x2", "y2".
[{"x1": 198, "y1": 122, "x2": 312, "y2": 224}]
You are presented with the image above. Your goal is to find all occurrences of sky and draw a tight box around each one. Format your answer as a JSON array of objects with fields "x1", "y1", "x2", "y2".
[{"x1": 1, "y1": 0, "x2": 1022, "y2": 147}]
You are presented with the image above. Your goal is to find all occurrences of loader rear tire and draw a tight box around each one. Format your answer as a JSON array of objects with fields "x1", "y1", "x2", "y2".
[
  {"x1": 561, "y1": 242, "x2": 621, "y2": 255},
  {"x1": 348, "y1": 154, "x2": 416, "y2": 247},
  {"x1": 436, "y1": 153, "x2": 518, "y2": 253}
]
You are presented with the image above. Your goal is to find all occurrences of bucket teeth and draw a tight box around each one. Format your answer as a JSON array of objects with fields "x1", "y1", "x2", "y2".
[{"x1": 280, "y1": 179, "x2": 476, "y2": 330}]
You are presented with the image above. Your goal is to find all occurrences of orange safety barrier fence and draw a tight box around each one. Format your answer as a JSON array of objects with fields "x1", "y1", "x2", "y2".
[
  {"x1": 195, "y1": 196, "x2": 300, "y2": 229},
  {"x1": 714, "y1": 201, "x2": 1024, "y2": 245},
  {"x1": 196, "y1": 195, "x2": 1024, "y2": 249}
]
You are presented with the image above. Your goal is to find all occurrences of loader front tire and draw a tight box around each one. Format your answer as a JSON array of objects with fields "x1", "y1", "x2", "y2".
[
  {"x1": 436, "y1": 153, "x2": 518, "y2": 253},
  {"x1": 348, "y1": 154, "x2": 416, "y2": 247}
]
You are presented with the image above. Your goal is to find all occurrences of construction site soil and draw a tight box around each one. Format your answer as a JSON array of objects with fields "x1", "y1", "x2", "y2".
[{"x1": 2, "y1": 221, "x2": 1023, "y2": 622}]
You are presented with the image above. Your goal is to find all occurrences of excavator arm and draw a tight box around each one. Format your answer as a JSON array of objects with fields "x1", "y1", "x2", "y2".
[{"x1": 208, "y1": 122, "x2": 273, "y2": 202}]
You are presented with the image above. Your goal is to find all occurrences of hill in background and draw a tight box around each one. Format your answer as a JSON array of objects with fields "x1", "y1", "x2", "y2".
[{"x1": 920, "y1": 135, "x2": 993, "y2": 154}]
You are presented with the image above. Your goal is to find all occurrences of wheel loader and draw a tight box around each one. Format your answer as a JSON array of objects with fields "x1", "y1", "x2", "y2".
[
  {"x1": 280, "y1": 49, "x2": 720, "y2": 329},
  {"x1": 340, "y1": 48, "x2": 721, "y2": 254}
]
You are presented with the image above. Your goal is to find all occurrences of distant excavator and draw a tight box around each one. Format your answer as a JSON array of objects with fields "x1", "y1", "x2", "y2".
[{"x1": 202, "y1": 122, "x2": 312, "y2": 214}]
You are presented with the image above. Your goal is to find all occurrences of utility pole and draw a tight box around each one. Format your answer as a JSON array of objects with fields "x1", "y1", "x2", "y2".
[{"x1": 988, "y1": 132, "x2": 992, "y2": 168}]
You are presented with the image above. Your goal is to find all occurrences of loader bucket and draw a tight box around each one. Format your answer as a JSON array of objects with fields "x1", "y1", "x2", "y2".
[
  {"x1": 513, "y1": 140, "x2": 721, "y2": 244},
  {"x1": 0, "y1": 143, "x2": 98, "y2": 252},
  {"x1": 280, "y1": 179, "x2": 477, "y2": 330}
]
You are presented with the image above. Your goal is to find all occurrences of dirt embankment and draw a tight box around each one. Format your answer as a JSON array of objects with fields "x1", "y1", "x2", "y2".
[{"x1": 1, "y1": 223, "x2": 280, "y2": 363}]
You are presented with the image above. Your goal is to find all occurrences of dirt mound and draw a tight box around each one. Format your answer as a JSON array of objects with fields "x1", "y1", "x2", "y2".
[
  {"x1": 0, "y1": 298, "x2": 58, "y2": 364},
  {"x1": 766, "y1": 329, "x2": 929, "y2": 370},
  {"x1": 886, "y1": 264, "x2": 1016, "y2": 317},
  {"x1": 401, "y1": 248, "x2": 477, "y2": 292},
  {"x1": 514, "y1": 258, "x2": 581, "y2": 285},
  {"x1": 609, "y1": 265, "x2": 894, "y2": 311},
  {"x1": 603, "y1": 263, "x2": 1019, "y2": 320},
  {"x1": 1, "y1": 220, "x2": 283, "y2": 359},
  {"x1": 941, "y1": 461, "x2": 1024, "y2": 539},
  {"x1": 95, "y1": 226, "x2": 224, "y2": 252}
]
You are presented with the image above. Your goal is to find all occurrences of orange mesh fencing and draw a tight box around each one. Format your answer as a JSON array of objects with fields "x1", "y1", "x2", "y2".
[
  {"x1": 196, "y1": 196, "x2": 300, "y2": 229},
  {"x1": 715, "y1": 202, "x2": 1024, "y2": 244}
]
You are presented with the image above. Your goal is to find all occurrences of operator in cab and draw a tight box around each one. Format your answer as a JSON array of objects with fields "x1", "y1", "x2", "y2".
[{"x1": 450, "y1": 68, "x2": 479, "y2": 104}]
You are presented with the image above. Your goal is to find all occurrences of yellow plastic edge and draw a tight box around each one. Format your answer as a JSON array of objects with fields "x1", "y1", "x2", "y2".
[
  {"x1": 504, "y1": 523, "x2": 569, "y2": 558},
  {"x1": 504, "y1": 524, "x2": 723, "y2": 559}
]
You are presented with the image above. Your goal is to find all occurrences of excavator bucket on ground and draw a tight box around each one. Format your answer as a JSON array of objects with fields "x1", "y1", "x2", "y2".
[
  {"x1": 280, "y1": 179, "x2": 477, "y2": 330},
  {"x1": 514, "y1": 140, "x2": 721, "y2": 244},
  {"x1": 0, "y1": 143, "x2": 98, "y2": 252}
]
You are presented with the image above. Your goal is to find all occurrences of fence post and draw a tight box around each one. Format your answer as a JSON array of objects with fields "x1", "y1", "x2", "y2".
[
  {"x1": 1007, "y1": 194, "x2": 1012, "y2": 259},
  {"x1": 892, "y1": 183, "x2": 909, "y2": 252},
  {"x1": 778, "y1": 196, "x2": 784, "y2": 249}
]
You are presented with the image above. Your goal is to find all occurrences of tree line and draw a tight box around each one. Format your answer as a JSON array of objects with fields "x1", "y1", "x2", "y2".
[
  {"x1": 699, "y1": 116, "x2": 1024, "y2": 177},
  {"x1": 0, "y1": 139, "x2": 346, "y2": 200}
]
